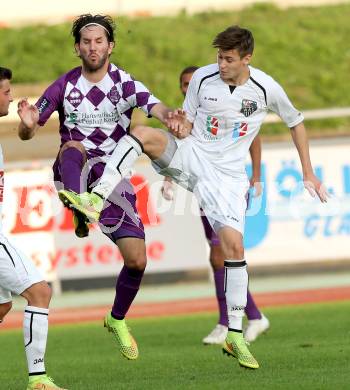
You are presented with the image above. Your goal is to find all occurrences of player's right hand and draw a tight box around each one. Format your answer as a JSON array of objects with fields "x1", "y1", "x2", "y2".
[
  {"x1": 303, "y1": 173, "x2": 329, "y2": 203},
  {"x1": 17, "y1": 98, "x2": 39, "y2": 129},
  {"x1": 161, "y1": 176, "x2": 174, "y2": 201},
  {"x1": 249, "y1": 176, "x2": 263, "y2": 197},
  {"x1": 166, "y1": 109, "x2": 191, "y2": 139}
]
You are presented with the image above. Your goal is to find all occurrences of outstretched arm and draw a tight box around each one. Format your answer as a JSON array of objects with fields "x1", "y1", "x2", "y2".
[
  {"x1": 17, "y1": 98, "x2": 39, "y2": 140},
  {"x1": 150, "y1": 103, "x2": 192, "y2": 139},
  {"x1": 248, "y1": 135, "x2": 262, "y2": 196},
  {"x1": 290, "y1": 122, "x2": 328, "y2": 202},
  {"x1": 150, "y1": 103, "x2": 173, "y2": 126}
]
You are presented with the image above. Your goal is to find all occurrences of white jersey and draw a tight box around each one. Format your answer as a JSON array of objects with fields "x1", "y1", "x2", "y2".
[
  {"x1": 0, "y1": 146, "x2": 3, "y2": 232},
  {"x1": 183, "y1": 64, "x2": 304, "y2": 178},
  {"x1": 0, "y1": 145, "x2": 43, "y2": 302}
]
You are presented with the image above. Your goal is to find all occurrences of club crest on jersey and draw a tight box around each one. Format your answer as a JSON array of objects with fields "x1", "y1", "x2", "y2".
[
  {"x1": 232, "y1": 122, "x2": 248, "y2": 141},
  {"x1": 240, "y1": 99, "x2": 257, "y2": 117},
  {"x1": 107, "y1": 86, "x2": 121, "y2": 105},
  {"x1": 206, "y1": 115, "x2": 219, "y2": 135}
]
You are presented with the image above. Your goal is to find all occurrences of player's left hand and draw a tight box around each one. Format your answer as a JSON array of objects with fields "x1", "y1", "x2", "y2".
[
  {"x1": 303, "y1": 173, "x2": 329, "y2": 203},
  {"x1": 249, "y1": 176, "x2": 263, "y2": 197}
]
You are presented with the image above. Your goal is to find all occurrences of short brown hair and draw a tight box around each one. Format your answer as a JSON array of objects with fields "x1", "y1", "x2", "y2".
[
  {"x1": 0, "y1": 67, "x2": 12, "y2": 82},
  {"x1": 213, "y1": 26, "x2": 254, "y2": 58}
]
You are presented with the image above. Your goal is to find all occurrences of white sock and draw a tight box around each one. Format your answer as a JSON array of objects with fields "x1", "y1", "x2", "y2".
[
  {"x1": 93, "y1": 135, "x2": 143, "y2": 199},
  {"x1": 224, "y1": 259, "x2": 248, "y2": 331},
  {"x1": 24, "y1": 306, "x2": 49, "y2": 375}
]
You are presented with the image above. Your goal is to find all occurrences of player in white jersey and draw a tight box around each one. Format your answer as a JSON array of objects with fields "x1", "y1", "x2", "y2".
[
  {"x1": 161, "y1": 66, "x2": 269, "y2": 345},
  {"x1": 0, "y1": 67, "x2": 65, "y2": 390},
  {"x1": 61, "y1": 26, "x2": 328, "y2": 369}
]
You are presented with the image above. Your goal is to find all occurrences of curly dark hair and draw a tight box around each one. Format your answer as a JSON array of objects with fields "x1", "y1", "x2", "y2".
[{"x1": 72, "y1": 14, "x2": 116, "y2": 43}]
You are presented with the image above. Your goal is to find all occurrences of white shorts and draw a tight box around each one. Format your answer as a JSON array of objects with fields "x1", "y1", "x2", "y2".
[
  {"x1": 153, "y1": 133, "x2": 250, "y2": 234},
  {"x1": 0, "y1": 233, "x2": 43, "y2": 304}
]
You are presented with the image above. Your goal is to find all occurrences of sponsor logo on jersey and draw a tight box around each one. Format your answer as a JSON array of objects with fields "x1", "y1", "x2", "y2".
[
  {"x1": 232, "y1": 122, "x2": 248, "y2": 141},
  {"x1": 206, "y1": 115, "x2": 219, "y2": 135},
  {"x1": 226, "y1": 215, "x2": 239, "y2": 223},
  {"x1": 67, "y1": 111, "x2": 119, "y2": 125},
  {"x1": 204, "y1": 96, "x2": 218, "y2": 102},
  {"x1": 240, "y1": 99, "x2": 257, "y2": 117},
  {"x1": 70, "y1": 91, "x2": 80, "y2": 99},
  {"x1": 37, "y1": 98, "x2": 50, "y2": 114},
  {"x1": 68, "y1": 112, "x2": 78, "y2": 123}
]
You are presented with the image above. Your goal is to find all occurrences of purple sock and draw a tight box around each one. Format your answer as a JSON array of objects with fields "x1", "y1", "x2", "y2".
[
  {"x1": 60, "y1": 147, "x2": 84, "y2": 193},
  {"x1": 213, "y1": 267, "x2": 228, "y2": 326},
  {"x1": 245, "y1": 291, "x2": 262, "y2": 320},
  {"x1": 111, "y1": 266, "x2": 144, "y2": 320}
]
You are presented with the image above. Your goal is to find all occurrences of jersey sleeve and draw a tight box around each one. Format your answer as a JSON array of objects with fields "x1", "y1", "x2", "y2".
[
  {"x1": 121, "y1": 74, "x2": 160, "y2": 117},
  {"x1": 35, "y1": 78, "x2": 65, "y2": 126},
  {"x1": 267, "y1": 80, "x2": 304, "y2": 128},
  {"x1": 183, "y1": 73, "x2": 200, "y2": 123}
]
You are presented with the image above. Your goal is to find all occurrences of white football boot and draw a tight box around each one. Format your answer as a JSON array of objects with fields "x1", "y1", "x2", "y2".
[
  {"x1": 244, "y1": 314, "x2": 270, "y2": 343},
  {"x1": 202, "y1": 324, "x2": 228, "y2": 345}
]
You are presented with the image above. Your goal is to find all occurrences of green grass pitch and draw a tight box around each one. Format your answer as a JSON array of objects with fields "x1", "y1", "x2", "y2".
[{"x1": 1, "y1": 301, "x2": 350, "y2": 389}]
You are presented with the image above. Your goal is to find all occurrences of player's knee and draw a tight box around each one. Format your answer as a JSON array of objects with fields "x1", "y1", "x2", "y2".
[
  {"x1": 0, "y1": 301, "x2": 12, "y2": 321},
  {"x1": 233, "y1": 241, "x2": 244, "y2": 259},
  {"x1": 23, "y1": 281, "x2": 52, "y2": 308},
  {"x1": 224, "y1": 242, "x2": 244, "y2": 260},
  {"x1": 131, "y1": 125, "x2": 147, "y2": 137},
  {"x1": 60, "y1": 140, "x2": 86, "y2": 158},
  {"x1": 38, "y1": 283, "x2": 52, "y2": 306},
  {"x1": 124, "y1": 254, "x2": 147, "y2": 271},
  {"x1": 130, "y1": 125, "x2": 148, "y2": 144}
]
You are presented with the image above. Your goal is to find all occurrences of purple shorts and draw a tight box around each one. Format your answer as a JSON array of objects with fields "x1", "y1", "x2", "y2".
[
  {"x1": 200, "y1": 213, "x2": 220, "y2": 246},
  {"x1": 200, "y1": 191, "x2": 250, "y2": 246},
  {"x1": 53, "y1": 157, "x2": 145, "y2": 242}
]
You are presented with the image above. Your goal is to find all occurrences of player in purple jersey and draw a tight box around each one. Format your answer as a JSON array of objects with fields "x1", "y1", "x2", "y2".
[
  {"x1": 161, "y1": 66, "x2": 269, "y2": 345},
  {"x1": 17, "y1": 14, "x2": 175, "y2": 361},
  {"x1": 0, "y1": 67, "x2": 66, "y2": 390}
]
